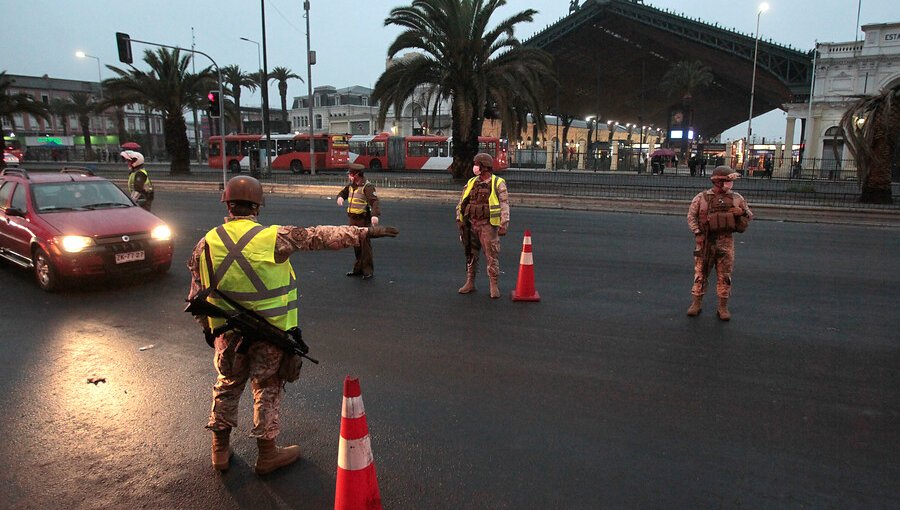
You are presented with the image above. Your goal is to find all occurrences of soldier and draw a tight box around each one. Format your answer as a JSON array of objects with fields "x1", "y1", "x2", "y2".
[
  {"x1": 187, "y1": 176, "x2": 398, "y2": 475},
  {"x1": 336, "y1": 164, "x2": 380, "y2": 279},
  {"x1": 686, "y1": 166, "x2": 753, "y2": 321},
  {"x1": 456, "y1": 153, "x2": 510, "y2": 299},
  {"x1": 121, "y1": 150, "x2": 154, "y2": 211}
]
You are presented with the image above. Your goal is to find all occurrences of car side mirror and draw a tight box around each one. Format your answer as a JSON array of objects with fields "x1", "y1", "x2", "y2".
[{"x1": 5, "y1": 207, "x2": 25, "y2": 217}]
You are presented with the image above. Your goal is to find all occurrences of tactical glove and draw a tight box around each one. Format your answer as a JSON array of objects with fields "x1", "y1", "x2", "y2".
[
  {"x1": 368, "y1": 225, "x2": 399, "y2": 238},
  {"x1": 729, "y1": 207, "x2": 744, "y2": 216},
  {"x1": 498, "y1": 226, "x2": 507, "y2": 236}
]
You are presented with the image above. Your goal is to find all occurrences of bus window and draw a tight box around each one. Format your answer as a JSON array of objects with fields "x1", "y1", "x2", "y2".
[
  {"x1": 369, "y1": 141, "x2": 385, "y2": 156},
  {"x1": 438, "y1": 141, "x2": 449, "y2": 157},
  {"x1": 226, "y1": 141, "x2": 241, "y2": 156},
  {"x1": 349, "y1": 141, "x2": 367, "y2": 155},
  {"x1": 208, "y1": 142, "x2": 221, "y2": 157},
  {"x1": 478, "y1": 142, "x2": 496, "y2": 157},
  {"x1": 314, "y1": 139, "x2": 328, "y2": 153},
  {"x1": 277, "y1": 140, "x2": 292, "y2": 155},
  {"x1": 408, "y1": 142, "x2": 426, "y2": 157}
]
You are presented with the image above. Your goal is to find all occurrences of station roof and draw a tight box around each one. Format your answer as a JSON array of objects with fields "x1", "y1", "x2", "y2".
[{"x1": 524, "y1": 0, "x2": 813, "y2": 137}]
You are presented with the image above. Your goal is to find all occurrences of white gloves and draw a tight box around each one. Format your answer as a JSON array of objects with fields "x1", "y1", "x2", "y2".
[
  {"x1": 336, "y1": 197, "x2": 344, "y2": 206},
  {"x1": 371, "y1": 216, "x2": 379, "y2": 226}
]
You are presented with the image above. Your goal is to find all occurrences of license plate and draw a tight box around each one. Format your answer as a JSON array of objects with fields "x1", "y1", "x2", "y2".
[{"x1": 115, "y1": 250, "x2": 145, "y2": 264}]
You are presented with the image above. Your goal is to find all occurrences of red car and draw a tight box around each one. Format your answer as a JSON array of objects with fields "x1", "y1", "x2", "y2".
[{"x1": 0, "y1": 167, "x2": 173, "y2": 291}]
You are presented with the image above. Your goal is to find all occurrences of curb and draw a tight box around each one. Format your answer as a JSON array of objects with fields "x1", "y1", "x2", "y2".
[{"x1": 127, "y1": 179, "x2": 900, "y2": 228}]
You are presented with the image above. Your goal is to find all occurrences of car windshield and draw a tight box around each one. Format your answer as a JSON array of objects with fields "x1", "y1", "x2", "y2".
[{"x1": 32, "y1": 181, "x2": 133, "y2": 212}]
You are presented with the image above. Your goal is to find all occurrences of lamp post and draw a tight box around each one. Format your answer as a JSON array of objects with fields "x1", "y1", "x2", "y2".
[
  {"x1": 745, "y1": 2, "x2": 769, "y2": 173},
  {"x1": 304, "y1": 0, "x2": 315, "y2": 175},
  {"x1": 240, "y1": 36, "x2": 268, "y2": 174},
  {"x1": 75, "y1": 51, "x2": 103, "y2": 100}
]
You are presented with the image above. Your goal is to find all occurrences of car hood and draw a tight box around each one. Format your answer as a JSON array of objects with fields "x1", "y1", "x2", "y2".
[{"x1": 40, "y1": 207, "x2": 165, "y2": 238}]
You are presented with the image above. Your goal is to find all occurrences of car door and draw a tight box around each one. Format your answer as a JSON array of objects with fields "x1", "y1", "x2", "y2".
[
  {"x1": 0, "y1": 180, "x2": 16, "y2": 252},
  {"x1": 4, "y1": 181, "x2": 34, "y2": 260}
]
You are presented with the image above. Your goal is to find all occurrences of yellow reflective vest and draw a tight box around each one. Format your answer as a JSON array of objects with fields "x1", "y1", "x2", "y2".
[
  {"x1": 459, "y1": 174, "x2": 503, "y2": 226},
  {"x1": 128, "y1": 167, "x2": 153, "y2": 194},
  {"x1": 199, "y1": 219, "x2": 298, "y2": 332},
  {"x1": 346, "y1": 183, "x2": 370, "y2": 215}
]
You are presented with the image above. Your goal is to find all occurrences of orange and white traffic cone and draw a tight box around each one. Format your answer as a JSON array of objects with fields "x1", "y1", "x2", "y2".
[
  {"x1": 511, "y1": 230, "x2": 541, "y2": 302},
  {"x1": 335, "y1": 376, "x2": 382, "y2": 510}
]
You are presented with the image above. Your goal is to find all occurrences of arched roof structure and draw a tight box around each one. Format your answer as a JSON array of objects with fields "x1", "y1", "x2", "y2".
[{"x1": 524, "y1": 0, "x2": 813, "y2": 136}]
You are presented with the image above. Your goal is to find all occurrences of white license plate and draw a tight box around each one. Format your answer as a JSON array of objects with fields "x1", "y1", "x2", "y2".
[{"x1": 115, "y1": 250, "x2": 145, "y2": 264}]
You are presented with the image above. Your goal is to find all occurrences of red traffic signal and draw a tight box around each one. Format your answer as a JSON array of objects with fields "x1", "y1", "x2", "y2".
[{"x1": 207, "y1": 90, "x2": 221, "y2": 118}]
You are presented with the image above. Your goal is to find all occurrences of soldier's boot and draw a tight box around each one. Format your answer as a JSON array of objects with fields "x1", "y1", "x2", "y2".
[
  {"x1": 211, "y1": 429, "x2": 232, "y2": 471},
  {"x1": 489, "y1": 277, "x2": 500, "y2": 299},
  {"x1": 686, "y1": 295, "x2": 703, "y2": 317},
  {"x1": 458, "y1": 275, "x2": 476, "y2": 294},
  {"x1": 255, "y1": 438, "x2": 301, "y2": 475},
  {"x1": 716, "y1": 298, "x2": 731, "y2": 321}
]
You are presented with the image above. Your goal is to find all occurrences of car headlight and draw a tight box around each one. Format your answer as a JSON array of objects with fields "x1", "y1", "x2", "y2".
[
  {"x1": 57, "y1": 235, "x2": 95, "y2": 253},
  {"x1": 151, "y1": 224, "x2": 172, "y2": 241}
]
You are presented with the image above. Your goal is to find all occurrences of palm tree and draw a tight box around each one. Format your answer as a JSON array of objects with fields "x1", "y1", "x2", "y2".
[
  {"x1": 268, "y1": 66, "x2": 301, "y2": 125},
  {"x1": 105, "y1": 48, "x2": 214, "y2": 174},
  {"x1": 0, "y1": 71, "x2": 50, "y2": 127},
  {"x1": 839, "y1": 82, "x2": 899, "y2": 204},
  {"x1": 68, "y1": 93, "x2": 99, "y2": 160},
  {"x1": 223, "y1": 65, "x2": 258, "y2": 132},
  {"x1": 374, "y1": 0, "x2": 555, "y2": 179},
  {"x1": 48, "y1": 98, "x2": 71, "y2": 136},
  {"x1": 660, "y1": 60, "x2": 713, "y2": 157}
]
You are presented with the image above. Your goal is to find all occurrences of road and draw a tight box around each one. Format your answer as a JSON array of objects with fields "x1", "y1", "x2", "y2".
[{"x1": 1, "y1": 191, "x2": 898, "y2": 509}]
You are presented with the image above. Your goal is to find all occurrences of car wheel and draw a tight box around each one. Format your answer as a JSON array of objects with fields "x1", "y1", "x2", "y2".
[
  {"x1": 229, "y1": 160, "x2": 241, "y2": 173},
  {"x1": 290, "y1": 160, "x2": 303, "y2": 174},
  {"x1": 369, "y1": 159, "x2": 382, "y2": 170},
  {"x1": 33, "y1": 248, "x2": 61, "y2": 292}
]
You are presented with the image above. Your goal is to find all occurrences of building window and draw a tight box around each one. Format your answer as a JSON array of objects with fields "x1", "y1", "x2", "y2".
[
  {"x1": 362, "y1": 96, "x2": 368, "y2": 106},
  {"x1": 315, "y1": 114, "x2": 323, "y2": 130},
  {"x1": 41, "y1": 94, "x2": 49, "y2": 105},
  {"x1": 315, "y1": 95, "x2": 320, "y2": 108},
  {"x1": 128, "y1": 118, "x2": 136, "y2": 132}
]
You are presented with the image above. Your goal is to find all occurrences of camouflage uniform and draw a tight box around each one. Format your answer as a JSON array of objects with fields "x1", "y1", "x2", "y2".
[
  {"x1": 457, "y1": 176, "x2": 510, "y2": 281},
  {"x1": 337, "y1": 180, "x2": 381, "y2": 276},
  {"x1": 188, "y1": 217, "x2": 370, "y2": 439},
  {"x1": 687, "y1": 189, "x2": 753, "y2": 299}
]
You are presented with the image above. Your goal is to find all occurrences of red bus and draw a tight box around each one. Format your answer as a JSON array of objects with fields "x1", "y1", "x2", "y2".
[
  {"x1": 348, "y1": 134, "x2": 507, "y2": 172},
  {"x1": 208, "y1": 133, "x2": 349, "y2": 174}
]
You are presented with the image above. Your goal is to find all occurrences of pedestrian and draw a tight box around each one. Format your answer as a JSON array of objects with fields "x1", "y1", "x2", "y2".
[
  {"x1": 186, "y1": 176, "x2": 398, "y2": 475},
  {"x1": 699, "y1": 156, "x2": 707, "y2": 176},
  {"x1": 457, "y1": 153, "x2": 510, "y2": 299},
  {"x1": 121, "y1": 150, "x2": 154, "y2": 211},
  {"x1": 336, "y1": 164, "x2": 380, "y2": 279},
  {"x1": 689, "y1": 155, "x2": 697, "y2": 176},
  {"x1": 764, "y1": 157, "x2": 773, "y2": 179},
  {"x1": 686, "y1": 166, "x2": 753, "y2": 321}
]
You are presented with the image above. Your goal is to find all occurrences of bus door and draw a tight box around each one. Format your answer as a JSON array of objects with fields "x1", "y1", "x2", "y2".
[{"x1": 387, "y1": 136, "x2": 406, "y2": 170}]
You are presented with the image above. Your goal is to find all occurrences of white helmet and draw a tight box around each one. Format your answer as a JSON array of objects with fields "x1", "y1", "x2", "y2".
[{"x1": 120, "y1": 150, "x2": 144, "y2": 169}]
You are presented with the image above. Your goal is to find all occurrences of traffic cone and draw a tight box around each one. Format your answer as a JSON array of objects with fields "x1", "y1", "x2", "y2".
[
  {"x1": 511, "y1": 230, "x2": 541, "y2": 302},
  {"x1": 335, "y1": 376, "x2": 382, "y2": 510}
]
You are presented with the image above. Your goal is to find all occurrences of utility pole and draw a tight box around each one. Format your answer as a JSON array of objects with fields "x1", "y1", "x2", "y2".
[
  {"x1": 260, "y1": 0, "x2": 273, "y2": 175},
  {"x1": 305, "y1": 0, "x2": 315, "y2": 175},
  {"x1": 191, "y1": 28, "x2": 202, "y2": 165}
]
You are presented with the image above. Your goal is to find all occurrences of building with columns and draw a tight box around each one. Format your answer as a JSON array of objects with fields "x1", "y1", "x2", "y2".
[{"x1": 782, "y1": 22, "x2": 900, "y2": 176}]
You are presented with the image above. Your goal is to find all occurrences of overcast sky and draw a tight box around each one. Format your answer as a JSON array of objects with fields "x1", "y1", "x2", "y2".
[{"x1": 4, "y1": 0, "x2": 895, "y2": 141}]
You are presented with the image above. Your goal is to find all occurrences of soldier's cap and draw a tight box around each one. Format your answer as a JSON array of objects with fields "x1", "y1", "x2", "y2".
[
  {"x1": 710, "y1": 166, "x2": 741, "y2": 182},
  {"x1": 347, "y1": 163, "x2": 365, "y2": 175}
]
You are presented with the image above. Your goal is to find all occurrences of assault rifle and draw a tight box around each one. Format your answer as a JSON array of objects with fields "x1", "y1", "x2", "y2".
[{"x1": 184, "y1": 287, "x2": 318, "y2": 364}]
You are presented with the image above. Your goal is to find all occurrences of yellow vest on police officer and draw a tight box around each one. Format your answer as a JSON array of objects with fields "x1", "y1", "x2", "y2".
[
  {"x1": 346, "y1": 182, "x2": 370, "y2": 215},
  {"x1": 459, "y1": 174, "x2": 503, "y2": 226},
  {"x1": 200, "y1": 219, "x2": 298, "y2": 332},
  {"x1": 128, "y1": 167, "x2": 153, "y2": 194}
]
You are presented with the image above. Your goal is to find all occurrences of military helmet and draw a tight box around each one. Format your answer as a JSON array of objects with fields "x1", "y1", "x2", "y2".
[
  {"x1": 221, "y1": 175, "x2": 265, "y2": 206},
  {"x1": 473, "y1": 153, "x2": 493, "y2": 170},
  {"x1": 710, "y1": 166, "x2": 739, "y2": 182}
]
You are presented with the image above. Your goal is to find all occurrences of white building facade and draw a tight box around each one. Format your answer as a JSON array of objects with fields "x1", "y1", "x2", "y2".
[{"x1": 782, "y1": 22, "x2": 900, "y2": 176}]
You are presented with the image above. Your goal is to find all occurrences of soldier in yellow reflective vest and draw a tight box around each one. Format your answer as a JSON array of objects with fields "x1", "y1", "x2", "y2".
[
  {"x1": 121, "y1": 150, "x2": 153, "y2": 211},
  {"x1": 456, "y1": 152, "x2": 510, "y2": 298},
  {"x1": 187, "y1": 176, "x2": 398, "y2": 475},
  {"x1": 336, "y1": 164, "x2": 381, "y2": 279}
]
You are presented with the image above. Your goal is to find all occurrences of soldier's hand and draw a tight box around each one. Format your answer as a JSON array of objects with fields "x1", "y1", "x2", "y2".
[
  {"x1": 368, "y1": 225, "x2": 399, "y2": 238},
  {"x1": 336, "y1": 197, "x2": 344, "y2": 206},
  {"x1": 729, "y1": 207, "x2": 744, "y2": 216},
  {"x1": 498, "y1": 226, "x2": 507, "y2": 236},
  {"x1": 371, "y1": 216, "x2": 379, "y2": 226}
]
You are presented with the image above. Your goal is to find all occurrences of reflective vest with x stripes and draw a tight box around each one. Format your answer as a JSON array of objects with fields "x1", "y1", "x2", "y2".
[
  {"x1": 199, "y1": 219, "x2": 298, "y2": 332},
  {"x1": 127, "y1": 167, "x2": 153, "y2": 194}
]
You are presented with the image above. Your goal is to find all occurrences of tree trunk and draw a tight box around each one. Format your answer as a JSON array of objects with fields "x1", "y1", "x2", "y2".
[
  {"x1": 449, "y1": 94, "x2": 482, "y2": 181},
  {"x1": 80, "y1": 117, "x2": 93, "y2": 161},
  {"x1": 165, "y1": 113, "x2": 191, "y2": 174}
]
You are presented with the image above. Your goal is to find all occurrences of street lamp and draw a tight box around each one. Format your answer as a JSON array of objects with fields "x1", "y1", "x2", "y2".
[
  {"x1": 75, "y1": 51, "x2": 103, "y2": 99},
  {"x1": 240, "y1": 36, "x2": 269, "y2": 173},
  {"x1": 745, "y1": 2, "x2": 769, "y2": 172},
  {"x1": 304, "y1": 0, "x2": 315, "y2": 175}
]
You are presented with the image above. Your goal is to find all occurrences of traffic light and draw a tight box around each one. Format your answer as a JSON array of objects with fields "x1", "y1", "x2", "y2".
[
  {"x1": 115, "y1": 32, "x2": 133, "y2": 65},
  {"x1": 207, "y1": 90, "x2": 221, "y2": 118}
]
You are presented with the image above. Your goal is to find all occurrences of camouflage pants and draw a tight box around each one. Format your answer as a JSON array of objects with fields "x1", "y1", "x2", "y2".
[
  {"x1": 691, "y1": 234, "x2": 735, "y2": 298},
  {"x1": 207, "y1": 330, "x2": 285, "y2": 440},
  {"x1": 464, "y1": 219, "x2": 501, "y2": 279}
]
